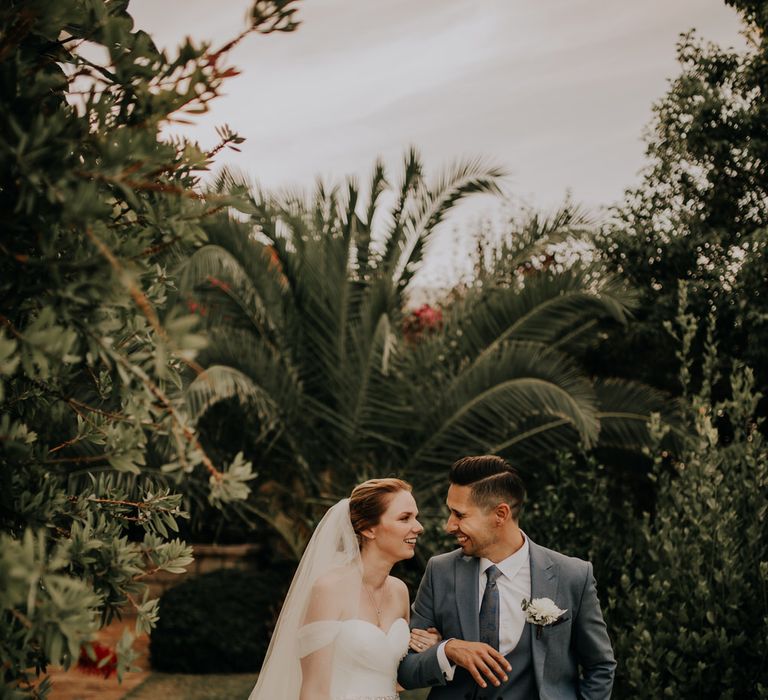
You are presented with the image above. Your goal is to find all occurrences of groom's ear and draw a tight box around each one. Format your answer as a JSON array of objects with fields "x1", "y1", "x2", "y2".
[{"x1": 494, "y1": 502, "x2": 512, "y2": 523}]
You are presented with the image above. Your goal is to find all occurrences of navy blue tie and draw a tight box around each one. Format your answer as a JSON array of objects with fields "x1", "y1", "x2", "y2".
[{"x1": 479, "y1": 565, "x2": 502, "y2": 649}]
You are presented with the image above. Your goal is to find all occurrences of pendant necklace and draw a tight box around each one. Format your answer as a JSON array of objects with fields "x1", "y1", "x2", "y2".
[{"x1": 364, "y1": 583, "x2": 384, "y2": 623}]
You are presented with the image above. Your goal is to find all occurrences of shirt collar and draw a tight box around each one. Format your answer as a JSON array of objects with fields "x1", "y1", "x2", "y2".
[{"x1": 479, "y1": 531, "x2": 530, "y2": 581}]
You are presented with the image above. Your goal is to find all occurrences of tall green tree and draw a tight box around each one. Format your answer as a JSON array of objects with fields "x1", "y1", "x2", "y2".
[
  {"x1": 593, "y1": 1, "x2": 768, "y2": 407},
  {"x1": 180, "y1": 152, "x2": 508, "y2": 551},
  {"x1": 0, "y1": 1, "x2": 299, "y2": 697},
  {"x1": 180, "y1": 166, "x2": 670, "y2": 553},
  {"x1": 399, "y1": 209, "x2": 673, "y2": 491}
]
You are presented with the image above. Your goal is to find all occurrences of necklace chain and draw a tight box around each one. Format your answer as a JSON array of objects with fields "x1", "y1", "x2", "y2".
[{"x1": 363, "y1": 583, "x2": 384, "y2": 620}]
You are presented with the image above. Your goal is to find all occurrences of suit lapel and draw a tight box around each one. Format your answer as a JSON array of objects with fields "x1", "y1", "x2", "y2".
[
  {"x1": 529, "y1": 539, "x2": 559, "y2": 690},
  {"x1": 455, "y1": 555, "x2": 480, "y2": 641}
]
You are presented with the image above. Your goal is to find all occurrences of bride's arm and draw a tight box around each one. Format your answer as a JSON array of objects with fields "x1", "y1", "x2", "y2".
[
  {"x1": 394, "y1": 578, "x2": 440, "y2": 693},
  {"x1": 300, "y1": 648, "x2": 334, "y2": 700},
  {"x1": 394, "y1": 578, "x2": 441, "y2": 652},
  {"x1": 299, "y1": 578, "x2": 344, "y2": 700},
  {"x1": 395, "y1": 579, "x2": 411, "y2": 694}
]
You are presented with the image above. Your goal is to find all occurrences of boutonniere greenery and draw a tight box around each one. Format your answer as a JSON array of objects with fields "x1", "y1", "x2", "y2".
[{"x1": 522, "y1": 597, "x2": 568, "y2": 639}]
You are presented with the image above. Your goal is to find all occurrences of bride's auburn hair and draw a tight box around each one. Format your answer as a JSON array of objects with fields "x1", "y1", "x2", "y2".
[{"x1": 349, "y1": 478, "x2": 412, "y2": 546}]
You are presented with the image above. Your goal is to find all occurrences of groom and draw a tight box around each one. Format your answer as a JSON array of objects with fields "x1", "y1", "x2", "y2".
[{"x1": 398, "y1": 455, "x2": 615, "y2": 699}]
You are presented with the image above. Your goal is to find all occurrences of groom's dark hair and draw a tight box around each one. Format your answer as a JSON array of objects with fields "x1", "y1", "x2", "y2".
[{"x1": 449, "y1": 455, "x2": 525, "y2": 519}]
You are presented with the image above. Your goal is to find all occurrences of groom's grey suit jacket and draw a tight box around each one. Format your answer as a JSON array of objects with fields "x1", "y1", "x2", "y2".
[{"x1": 397, "y1": 539, "x2": 615, "y2": 700}]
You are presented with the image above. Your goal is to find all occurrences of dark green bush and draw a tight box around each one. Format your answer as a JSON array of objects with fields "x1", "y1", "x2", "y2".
[
  {"x1": 517, "y1": 295, "x2": 768, "y2": 698},
  {"x1": 522, "y1": 452, "x2": 642, "y2": 595},
  {"x1": 150, "y1": 567, "x2": 292, "y2": 673},
  {"x1": 612, "y1": 363, "x2": 768, "y2": 697}
]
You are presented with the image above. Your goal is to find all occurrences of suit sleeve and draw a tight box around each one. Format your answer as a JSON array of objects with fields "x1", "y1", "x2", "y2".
[
  {"x1": 397, "y1": 557, "x2": 448, "y2": 690},
  {"x1": 573, "y1": 561, "x2": 616, "y2": 700}
]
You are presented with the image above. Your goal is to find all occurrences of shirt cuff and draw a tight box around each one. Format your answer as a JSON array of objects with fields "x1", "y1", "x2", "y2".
[{"x1": 437, "y1": 640, "x2": 456, "y2": 681}]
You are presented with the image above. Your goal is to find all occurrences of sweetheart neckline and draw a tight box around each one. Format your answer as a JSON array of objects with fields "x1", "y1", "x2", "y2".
[{"x1": 342, "y1": 617, "x2": 408, "y2": 636}]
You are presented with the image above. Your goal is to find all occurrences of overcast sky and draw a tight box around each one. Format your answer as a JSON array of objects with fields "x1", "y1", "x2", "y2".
[{"x1": 130, "y1": 0, "x2": 744, "y2": 289}]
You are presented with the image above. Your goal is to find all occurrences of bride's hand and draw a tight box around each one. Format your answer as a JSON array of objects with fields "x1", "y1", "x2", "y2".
[{"x1": 409, "y1": 627, "x2": 442, "y2": 652}]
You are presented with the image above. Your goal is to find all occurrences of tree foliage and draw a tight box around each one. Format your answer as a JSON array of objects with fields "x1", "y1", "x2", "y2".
[
  {"x1": 179, "y1": 151, "x2": 509, "y2": 552},
  {"x1": 0, "y1": 1, "x2": 299, "y2": 696},
  {"x1": 594, "y1": 3, "x2": 768, "y2": 406},
  {"x1": 180, "y1": 170, "x2": 672, "y2": 554},
  {"x1": 612, "y1": 287, "x2": 768, "y2": 698},
  {"x1": 512, "y1": 286, "x2": 768, "y2": 698}
]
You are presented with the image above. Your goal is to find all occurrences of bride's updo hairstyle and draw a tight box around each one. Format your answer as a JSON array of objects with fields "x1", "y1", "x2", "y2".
[{"x1": 349, "y1": 478, "x2": 412, "y2": 547}]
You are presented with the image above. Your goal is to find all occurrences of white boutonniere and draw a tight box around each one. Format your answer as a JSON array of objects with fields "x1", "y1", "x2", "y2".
[{"x1": 522, "y1": 597, "x2": 568, "y2": 639}]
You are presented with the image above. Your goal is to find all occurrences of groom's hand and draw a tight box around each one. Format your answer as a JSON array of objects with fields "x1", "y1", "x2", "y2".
[{"x1": 444, "y1": 640, "x2": 511, "y2": 689}]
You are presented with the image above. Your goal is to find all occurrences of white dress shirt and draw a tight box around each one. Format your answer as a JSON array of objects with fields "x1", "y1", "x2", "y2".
[{"x1": 436, "y1": 533, "x2": 532, "y2": 677}]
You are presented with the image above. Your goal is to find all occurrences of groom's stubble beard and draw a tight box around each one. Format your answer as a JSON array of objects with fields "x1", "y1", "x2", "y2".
[
  {"x1": 464, "y1": 536, "x2": 493, "y2": 558},
  {"x1": 455, "y1": 524, "x2": 497, "y2": 559},
  {"x1": 446, "y1": 483, "x2": 501, "y2": 559}
]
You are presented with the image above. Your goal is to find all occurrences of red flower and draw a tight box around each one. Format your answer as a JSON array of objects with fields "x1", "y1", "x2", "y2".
[
  {"x1": 77, "y1": 642, "x2": 118, "y2": 679},
  {"x1": 413, "y1": 304, "x2": 443, "y2": 329},
  {"x1": 403, "y1": 304, "x2": 443, "y2": 341}
]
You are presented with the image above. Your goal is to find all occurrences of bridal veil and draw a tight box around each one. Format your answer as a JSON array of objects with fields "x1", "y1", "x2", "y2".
[{"x1": 248, "y1": 498, "x2": 363, "y2": 700}]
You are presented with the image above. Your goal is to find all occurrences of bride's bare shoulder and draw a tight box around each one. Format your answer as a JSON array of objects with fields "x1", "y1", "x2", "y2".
[
  {"x1": 387, "y1": 575, "x2": 408, "y2": 592},
  {"x1": 305, "y1": 566, "x2": 360, "y2": 621},
  {"x1": 387, "y1": 575, "x2": 410, "y2": 604},
  {"x1": 313, "y1": 565, "x2": 360, "y2": 591}
]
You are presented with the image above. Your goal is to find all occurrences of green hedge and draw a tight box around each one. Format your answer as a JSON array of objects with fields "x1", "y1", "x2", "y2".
[
  {"x1": 523, "y1": 302, "x2": 768, "y2": 698},
  {"x1": 150, "y1": 568, "x2": 291, "y2": 673}
]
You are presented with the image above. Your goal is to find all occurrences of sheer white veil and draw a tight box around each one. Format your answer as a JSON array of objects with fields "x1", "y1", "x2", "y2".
[{"x1": 248, "y1": 498, "x2": 362, "y2": 700}]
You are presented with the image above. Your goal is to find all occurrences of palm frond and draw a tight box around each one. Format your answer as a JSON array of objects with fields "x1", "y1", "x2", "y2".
[
  {"x1": 207, "y1": 166, "x2": 252, "y2": 194},
  {"x1": 186, "y1": 365, "x2": 281, "y2": 428},
  {"x1": 336, "y1": 312, "x2": 408, "y2": 456},
  {"x1": 393, "y1": 157, "x2": 506, "y2": 288},
  {"x1": 188, "y1": 331, "x2": 320, "y2": 469},
  {"x1": 406, "y1": 341, "x2": 599, "y2": 469},
  {"x1": 179, "y1": 243, "x2": 281, "y2": 346},
  {"x1": 593, "y1": 378, "x2": 684, "y2": 451},
  {"x1": 358, "y1": 159, "x2": 388, "y2": 280},
  {"x1": 341, "y1": 177, "x2": 360, "y2": 253},
  {"x1": 452, "y1": 269, "x2": 632, "y2": 365},
  {"x1": 488, "y1": 203, "x2": 596, "y2": 275},
  {"x1": 381, "y1": 147, "x2": 424, "y2": 272}
]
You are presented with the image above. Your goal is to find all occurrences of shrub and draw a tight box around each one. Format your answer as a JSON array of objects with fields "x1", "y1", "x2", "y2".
[
  {"x1": 518, "y1": 288, "x2": 768, "y2": 698},
  {"x1": 0, "y1": 2, "x2": 298, "y2": 696},
  {"x1": 612, "y1": 293, "x2": 768, "y2": 698},
  {"x1": 522, "y1": 451, "x2": 642, "y2": 597},
  {"x1": 150, "y1": 567, "x2": 292, "y2": 673}
]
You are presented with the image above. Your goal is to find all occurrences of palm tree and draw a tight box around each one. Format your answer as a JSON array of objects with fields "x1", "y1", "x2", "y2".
[
  {"x1": 395, "y1": 206, "x2": 673, "y2": 490},
  {"x1": 177, "y1": 150, "x2": 670, "y2": 554}
]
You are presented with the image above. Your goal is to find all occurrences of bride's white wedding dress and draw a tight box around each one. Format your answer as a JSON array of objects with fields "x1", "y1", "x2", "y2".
[
  {"x1": 249, "y1": 500, "x2": 412, "y2": 700},
  {"x1": 299, "y1": 618, "x2": 410, "y2": 700}
]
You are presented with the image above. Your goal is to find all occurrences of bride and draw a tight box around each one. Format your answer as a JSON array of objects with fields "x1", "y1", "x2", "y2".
[{"x1": 249, "y1": 478, "x2": 440, "y2": 700}]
